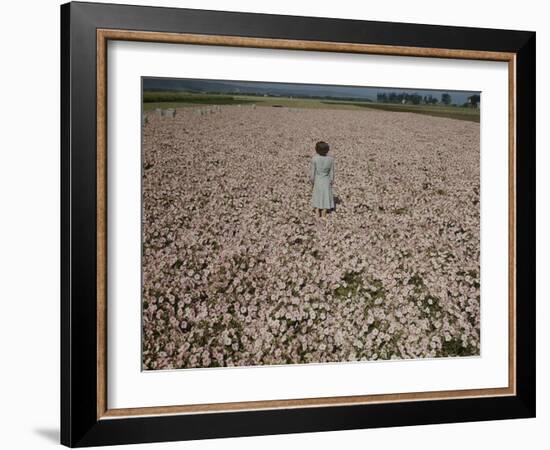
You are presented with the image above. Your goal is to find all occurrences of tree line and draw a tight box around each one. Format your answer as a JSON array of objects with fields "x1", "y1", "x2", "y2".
[{"x1": 376, "y1": 91, "x2": 480, "y2": 107}]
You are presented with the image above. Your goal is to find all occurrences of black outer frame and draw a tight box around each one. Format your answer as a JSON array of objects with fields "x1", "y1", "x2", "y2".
[{"x1": 60, "y1": 1, "x2": 535, "y2": 447}]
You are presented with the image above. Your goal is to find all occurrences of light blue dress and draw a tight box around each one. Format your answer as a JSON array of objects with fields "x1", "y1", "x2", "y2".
[{"x1": 310, "y1": 154, "x2": 335, "y2": 209}]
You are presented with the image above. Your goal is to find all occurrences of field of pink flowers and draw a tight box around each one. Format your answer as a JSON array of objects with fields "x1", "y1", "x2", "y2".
[{"x1": 142, "y1": 104, "x2": 480, "y2": 370}]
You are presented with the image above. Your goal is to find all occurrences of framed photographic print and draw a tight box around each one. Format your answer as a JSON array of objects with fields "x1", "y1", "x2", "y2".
[{"x1": 60, "y1": 1, "x2": 536, "y2": 447}]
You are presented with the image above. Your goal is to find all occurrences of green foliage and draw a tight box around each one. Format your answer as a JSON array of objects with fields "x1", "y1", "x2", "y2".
[
  {"x1": 439, "y1": 337, "x2": 477, "y2": 357},
  {"x1": 143, "y1": 91, "x2": 247, "y2": 104},
  {"x1": 334, "y1": 271, "x2": 364, "y2": 299},
  {"x1": 441, "y1": 93, "x2": 452, "y2": 105},
  {"x1": 393, "y1": 207, "x2": 408, "y2": 215},
  {"x1": 334, "y1": 272, "x2": 386, "y2": 319}
]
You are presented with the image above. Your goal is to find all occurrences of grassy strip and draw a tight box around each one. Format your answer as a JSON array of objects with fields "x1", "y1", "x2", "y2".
[
  {"x1": 143, "y1": 101, "x2": 252, "y2": 111},
  {"x1": 353, "y1": 103, "x2": 480, "y2": 123},
  {"x1": 144, "y1": 92, "x2": 236, "y2": 103}
]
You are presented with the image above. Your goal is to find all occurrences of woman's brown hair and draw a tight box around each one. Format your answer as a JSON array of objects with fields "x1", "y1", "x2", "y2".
[{"x1": 315, "y1": 141, "x2": 330, "y2": 156}]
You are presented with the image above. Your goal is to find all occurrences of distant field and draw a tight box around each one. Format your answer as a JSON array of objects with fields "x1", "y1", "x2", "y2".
[
  {"x1": 348, "y1": 103, "x2": 480, "y2": 123},
  {"x1": 143, "y1": 91, "x2": 480, "y2": 122}
]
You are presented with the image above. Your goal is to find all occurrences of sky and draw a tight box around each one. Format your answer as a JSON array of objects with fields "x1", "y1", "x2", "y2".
[{"x1": 143, "y1": 77, "x2": 480, "y2": 105}]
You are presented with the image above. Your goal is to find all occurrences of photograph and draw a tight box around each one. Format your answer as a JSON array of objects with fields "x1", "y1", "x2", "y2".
[{"x1": 141, "y1": 77, "x2": 482, "y2": 371}]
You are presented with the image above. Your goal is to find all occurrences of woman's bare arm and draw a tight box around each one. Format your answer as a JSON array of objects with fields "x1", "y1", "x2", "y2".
[{"x1": 309, "y1": 158, "x2": 315, "y2": 184}]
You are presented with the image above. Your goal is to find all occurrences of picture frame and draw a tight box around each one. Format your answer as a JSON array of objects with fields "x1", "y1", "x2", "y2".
[{"x1": 60, "y1": 1, "x2": 536, "y2": 447}]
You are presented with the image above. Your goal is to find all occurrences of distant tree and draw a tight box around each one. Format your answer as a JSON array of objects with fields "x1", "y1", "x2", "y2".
[
  {"x1": 441, "y1": 93, "x2": 452, "y2": 105},
  {"x1": 377, "y1": 91, "x2": 445, "y2": 105},
  {"x1": 468, "y1": 94, "x2": 481, "y2": 108}
]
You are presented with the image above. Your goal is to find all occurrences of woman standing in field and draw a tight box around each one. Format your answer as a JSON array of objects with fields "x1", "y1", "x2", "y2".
[{"x1": 310, "y1": 141, "x2": 335, "y2": 217}]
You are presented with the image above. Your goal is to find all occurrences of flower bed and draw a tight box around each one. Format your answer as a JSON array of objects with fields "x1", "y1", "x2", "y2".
[{"x1": 141, "y1": 105, "x2": 480, "y2": 370}]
